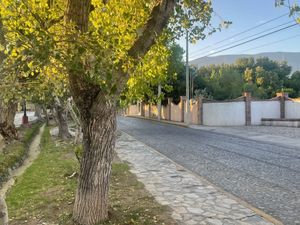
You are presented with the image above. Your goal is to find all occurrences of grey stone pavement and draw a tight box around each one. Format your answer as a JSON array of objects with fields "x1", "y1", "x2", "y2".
[
  {"x1": 190, "y1": 125, "x2": 300, "y2": 149},
  {"x1": 118, "y1": 116, "x2": 300, "y2": 225},
  {"x1": 116, "y1": 132, "x2": 276, "y2": 225}
]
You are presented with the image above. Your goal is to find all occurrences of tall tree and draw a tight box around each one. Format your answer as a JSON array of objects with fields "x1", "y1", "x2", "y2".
[
  {"x1": 164, "y1": 43, "x2": 185, "y2": 103},
  {"x1": 0, "y1": 20, "x2": 18, "y2": 140},
  {"x1": 276, "y1": 0, "x2": 300, "y2": 23},
  {"x1": 0, "y1": 1, "x2": 215, "y2": 224}
]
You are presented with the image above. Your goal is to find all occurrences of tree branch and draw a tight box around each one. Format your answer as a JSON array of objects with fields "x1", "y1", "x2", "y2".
[{"x1": 128, "y1": 0, "x2": 175, "y2": 60}]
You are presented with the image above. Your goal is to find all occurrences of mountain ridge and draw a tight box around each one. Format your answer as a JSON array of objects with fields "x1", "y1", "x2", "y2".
[{"x1": 190, "y1": 52, "x2": 300, "y2": 74}]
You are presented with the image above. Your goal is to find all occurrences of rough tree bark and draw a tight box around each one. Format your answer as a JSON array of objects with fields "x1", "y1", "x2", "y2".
[
  {"x1": 54, "y1": 98, "x2": 72, "y2": 139},
  {"x1": 70, "y1": 81, "x2": 116, "y2": 224},
  {"x1": 0, "y1": 100, "x2": 18, "y2": 141},
  {"x1": 0, "y1": 196, "x2": 8, "y2": 225},
  {"x1": 42, "y1": 106, "x2": 49, "y2": 126},
  {"x1": 65, "y1": 0, "x2": 175, "y2": 224},
  {"x1": 0, "y1": 21, "x2": 18, "y2": 142},
  {"x1": 34, "y1": 104, "x2": 42, "y2": 120},
  {"x1": 66, "y1": 98, "x2": 82, "y2": 144}
]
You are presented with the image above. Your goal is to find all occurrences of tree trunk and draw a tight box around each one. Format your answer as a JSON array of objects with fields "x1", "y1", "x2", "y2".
[
  {"x1": 34, "y1": 104, "x2": 42, "y2": 120},
  {"x1": 42, "y1": 106, "x2": 49, "y2": 126},
  {"x1": 72, "y1": 95, "x2": 116, "y2": 225},
  {"x1": 0, "y1": 196, "x2": 8, "y2": 225},
  {"x1": 0, "y1": 100, "x2": 18, "y2": 141},
  {"x1": 64, "y1": 0, "x2": 175, "y2": 224},
  {"x1": 54, "y1": 101, "x2": 72, "y2": 140},
  {"x1": 66, "y1": 98, "x2": 82, "y2": 144}
]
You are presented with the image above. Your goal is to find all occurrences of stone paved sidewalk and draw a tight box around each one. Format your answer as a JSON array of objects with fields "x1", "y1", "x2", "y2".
[{"x1": 116, "y1": 132, "x2": 279, "y2": 225}]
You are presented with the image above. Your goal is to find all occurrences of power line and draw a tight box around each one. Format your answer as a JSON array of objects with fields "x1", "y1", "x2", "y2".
[
  {"x1": 189, "y1": 12, "x2": 290, "y2": 55},
  {"x1": 237, "y1": 33, "x2": 300, "y2": 54},
  {"x1": 190, "y1": 20, "x2": 295, "y2": 57},
  {"x1": 191, "y1": 23, "x2": 299, "y2": 60}
]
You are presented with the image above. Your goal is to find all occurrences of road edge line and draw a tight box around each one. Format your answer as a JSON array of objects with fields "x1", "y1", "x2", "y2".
[{"x1": 124, "y1": 115, "x2": 188, "y2": 127}]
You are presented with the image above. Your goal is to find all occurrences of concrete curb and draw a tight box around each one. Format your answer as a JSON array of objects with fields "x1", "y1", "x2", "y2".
[{"x1": 125, "y1": 115, "x2": 188, "y2": 127}]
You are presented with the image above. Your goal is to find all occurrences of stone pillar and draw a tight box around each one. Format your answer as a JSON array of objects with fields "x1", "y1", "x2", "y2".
[
  {"x1": 157, "y1": 84, "x2": 162, "y2": 121},
  {"x1": 149, "y1": 104, "x2": 151, "y2": 118},
  {"x1": 180, "y1": 96, "x2": 186, "y2": 122},
  {"x1": 244, "y1": 92, "x2": 251, "y2": 126},
  {"x1": 196, "y1": 96, "x2": 203, "y2": 125},
  {"x1": 276, "y1": 92, "x2": 288, "y2": 119},
  {"x1": 157, "y1": 101, "x2": 161, "y2": 121},
  {"x1": 167, "y1": 98, "x2": 172, "y2": 121},
  {"x1": 22, "y1": 99, "x2": 28, "y2": 125},
  {"x1": 141, "y1": 102, "x2": 145, "y2": 117},
  {"x1": 137, "y1": 102, "x2": 140, "y2": 115}
]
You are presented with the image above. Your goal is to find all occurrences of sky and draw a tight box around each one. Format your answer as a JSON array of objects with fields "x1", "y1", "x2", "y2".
[{"x1": 178, "y1": 0, "x2": 300, "y2": 61}]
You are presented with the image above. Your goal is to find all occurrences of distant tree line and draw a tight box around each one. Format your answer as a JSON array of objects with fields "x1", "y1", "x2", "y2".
[{"x1": 165, "y1": 44, "x2": 300, "y2": 102}]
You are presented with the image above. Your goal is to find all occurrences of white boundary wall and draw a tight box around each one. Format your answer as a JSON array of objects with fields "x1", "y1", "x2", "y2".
[
  {"x1": 203, "y1": 102, "x2": 245, "y2": 126},
  {"x1": 251, "y1": 101, "x2": 280, "y2": 125},
  {"x1": 128, "y1": 105, "x2": 139, "y2": 116},
  {"x1": 128, "y1": 95, "x2": 300, "y2": 126},
  {"x1": 171, "y1": 103, "x2": 182, "y2": 122},
  {"x1": 286, "y1": 101, "x2": 300, "y2": 118}
]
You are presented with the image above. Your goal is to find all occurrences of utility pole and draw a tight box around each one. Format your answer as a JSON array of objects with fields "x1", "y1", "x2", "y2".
[
  {"x1": 185, "y1": 29, "x2": 190, "y2": 125},
  {"x1": 158, "y1": 84, "x2": 162, "y2": 121}
]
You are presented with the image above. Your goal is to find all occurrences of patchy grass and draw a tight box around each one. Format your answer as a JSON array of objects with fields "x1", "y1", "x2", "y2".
[
  {"x1": 6, "y1": 127, "x2": 177, "y2": 225},
  {"x1": 0, "y1": 122, "x2": 42, "y2": 185}
]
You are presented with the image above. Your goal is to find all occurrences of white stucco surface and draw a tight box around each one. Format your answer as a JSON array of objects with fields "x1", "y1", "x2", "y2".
[
  {"x1": 128, "y1": 105, "x2": 139, "y2": 116},
  {"x1": 285, "y1": 101, "x2": 300, "y2": 118},
  {"x1": 203, "y1": 102, "x2": 245, "y2": 126},
  {"x1": 171, "y1": 103, "x2": 182, "y2": 122},
  {"x1": 251, "y1": 101, "x2": 280, "y2": 125}
]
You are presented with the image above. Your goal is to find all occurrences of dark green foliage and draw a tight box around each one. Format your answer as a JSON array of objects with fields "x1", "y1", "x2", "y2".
[
  {"x1": 189, "y1": 57, "x2": 296, "y2": 100},
  {"x1": 205, "y1": 66, "x2": 244, "y2": 100},
  {"x1": 153, "y1": 46, "x2": 297, "y2": 102},
  {"x1": 284, "y1": 71, "x2": 300, "y2": 98}
]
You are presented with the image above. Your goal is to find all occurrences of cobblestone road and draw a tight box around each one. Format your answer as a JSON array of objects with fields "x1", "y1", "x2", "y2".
[{"x1": 118, "y1": 116, "x2": 300, "y2": 225}]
